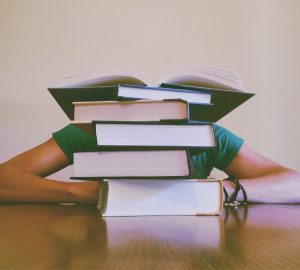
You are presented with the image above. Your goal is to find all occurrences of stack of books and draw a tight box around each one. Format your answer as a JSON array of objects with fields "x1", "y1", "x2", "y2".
[{"x1": 48, "y1": 66, "x2": 254, "y2": 216}]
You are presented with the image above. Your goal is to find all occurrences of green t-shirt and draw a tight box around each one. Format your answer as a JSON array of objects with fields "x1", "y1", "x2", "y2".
[{"x1": 52, "y1": 124, "x2": 244, "y2": 178}]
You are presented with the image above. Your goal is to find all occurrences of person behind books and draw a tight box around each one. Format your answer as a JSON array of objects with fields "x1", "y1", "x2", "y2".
[{"x1": 0, "y1": 124, "x2": 299, "y2": 204}]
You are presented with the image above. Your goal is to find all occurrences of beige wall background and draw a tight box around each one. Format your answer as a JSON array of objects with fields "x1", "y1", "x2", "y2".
[{"x1": 0, "y1": 0, "x2": 299, "y2": 180}]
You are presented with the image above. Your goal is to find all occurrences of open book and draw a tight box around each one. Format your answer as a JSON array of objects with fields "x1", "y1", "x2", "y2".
[
  {"x1": 55, "y1": 65, "x2": 245, "y2": 91},
  {"x1": 48, "y1": 66, "x2": 254, "y2": 122}
]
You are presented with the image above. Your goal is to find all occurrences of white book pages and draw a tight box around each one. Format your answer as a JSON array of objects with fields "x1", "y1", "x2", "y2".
[
  {"x1": 118, "y1": 85, "x2": 212, "y2": 104},
  {"x1": 55, "y1": 69, "x2": 150, "y2": 87},
  {"x1": 95, "y1": 123, "x2": 215, "y2": 147},
  {"x1": 73, "y1": 100, "x2": 188, "y2": 122},
  {"x1": 54, "y1": 65, "x2": 243, "y2": 91},
  {"x1": 156, "y1": 65, "x2": 244, "y2": 91},
  {"x1": 73, "y1": 150, "x2": 190, "y2": 178},
  {"x1": 102, "y1": 179, "x2": 223, "y2": 216}
]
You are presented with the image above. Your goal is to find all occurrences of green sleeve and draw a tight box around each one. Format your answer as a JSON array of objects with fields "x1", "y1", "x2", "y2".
[
  {"x1": 212, "y1": 124, "x2": 244, "y2": 170},
  {"x1": 52, "y1": 124, "x2": 97, "y2": 164},
  {"x1": 184, "y1": 124, "x2": 245, "y2": 178}
]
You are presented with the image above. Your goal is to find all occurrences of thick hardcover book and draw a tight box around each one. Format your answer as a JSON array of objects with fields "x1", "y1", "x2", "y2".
[
  {"x1": 93, "y1": 121, "x2": 216, "y2": 148},
  {"x1": 161, "y1": 83, "x2": 255, "y2": 122},
  {"x1": 97, "y1": 179, "x2": 223, "y2": 216},
  {"x1": 71, "y1": 149, "x2": 194, "y2": 179},
  {"x1": 72, "y1": 99, "x2": 191, "y2": 122},
  {"x1": 117, "y1": 84, "x2": 211, "y2": 104},
  {"x1": 48, "y1": 84, "x2": 211, "y2": 120}
]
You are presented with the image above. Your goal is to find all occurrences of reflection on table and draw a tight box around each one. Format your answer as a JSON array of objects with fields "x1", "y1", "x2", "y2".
[{"x1": 1, "y1": 203, "x2": 300, "y2": 269}]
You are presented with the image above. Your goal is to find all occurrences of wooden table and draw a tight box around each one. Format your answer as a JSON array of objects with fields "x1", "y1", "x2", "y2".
[{"x1": 1, "y1": 204, "x2": 300, "y2": 269}]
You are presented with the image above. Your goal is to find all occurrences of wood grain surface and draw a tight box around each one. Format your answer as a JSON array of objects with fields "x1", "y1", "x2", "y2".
[{"x1": 1, "y1": 204, "x2": 300, "y2": 270}]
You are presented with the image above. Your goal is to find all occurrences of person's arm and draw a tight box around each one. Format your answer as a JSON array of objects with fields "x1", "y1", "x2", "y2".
[
  {"x1": 223, "y1": 144, "x2": 300, "y2": 203},
  {"x1": 0, "y1": 138, "x2": 99, "y2": 204}
]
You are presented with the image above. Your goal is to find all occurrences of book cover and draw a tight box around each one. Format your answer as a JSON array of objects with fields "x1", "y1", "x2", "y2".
[
  {"x1": 162, "y1": 83, "x2": 255, "y2": 122},
  {"x1": 48, "y1": 85, "x2": 119, "y2": 119}
]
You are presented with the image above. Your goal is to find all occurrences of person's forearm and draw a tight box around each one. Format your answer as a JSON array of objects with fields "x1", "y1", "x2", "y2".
[
  {"x1": 224, "y1": 169, "x2": 300, "y2": 203},
  {"x1": 0, "y1": 164, "x2": 99, "y2": 204}
]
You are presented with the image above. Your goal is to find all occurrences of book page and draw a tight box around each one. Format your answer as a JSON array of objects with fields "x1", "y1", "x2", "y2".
[
  {"x1": 73, "y1": 150, "x2": 190, "y2": 177},
  {"x1": 54, "y1": 68, "x2": 151, "y2": 87},
  {"x1": 155, "y1": 66, "x2": 244, "y2": 91},
  {"x1": 52, "y1": 65, "x2": 244, "y2": 90},
  {"x1": 95, "y1": 123, "x2": 215, "y2": 147}
]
